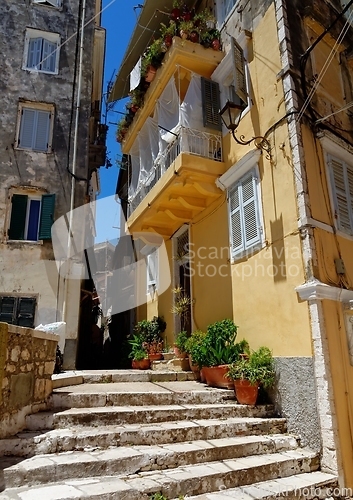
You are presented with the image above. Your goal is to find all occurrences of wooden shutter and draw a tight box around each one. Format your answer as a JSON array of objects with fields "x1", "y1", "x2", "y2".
[
  {"x1": 38, "y1": 193, "x2": 55, "y2": 239},
  {"x1": 201, "y1": 77, "x2": 222, "y2": 131},
  {"x1": 0, "y1": 297, "x2": 16, "y2": 324},
  {"x1": 229, "y1": 185, "x2": 244, "y2": 255},
  {"x1": 34, "y1": 110, "x2": 50, "y2": 151},
  {"x1": 330, "y1": 155, "x2": 352, "y2": 231},
  {"x1": 8, "y1": 194, "x2": 27, "y2": 240},
  {"x1": 347, "y1": 166, "x2": 353, "y2": 229},
  {"x1": 17, "y1": 297, "x2": 36, "y2": 328},
  {"x1": 241, "y1": 173, "x2": 261, "y2": 249},
  {"x1": 42, "y1": 39, "x2": 56, "y2": 72},
  {"x1": 27, "y1": 38, "x2": 42, "y2": 69},
  {"x1": 231, "y1": 37, "x2": 248, "y2": 104},
  {"x1": 19, "y1": 109, "x2": 36, "y2": 148}
]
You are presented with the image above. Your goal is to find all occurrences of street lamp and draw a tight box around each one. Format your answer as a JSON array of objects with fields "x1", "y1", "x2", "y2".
[{"x1": 219, "y1": 100, "x2": 271, "y2": 159}]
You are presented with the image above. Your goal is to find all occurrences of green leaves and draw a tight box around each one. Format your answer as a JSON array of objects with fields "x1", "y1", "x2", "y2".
[{"x1": 227, "y1": 346, "x2": 275, "y2": 389}]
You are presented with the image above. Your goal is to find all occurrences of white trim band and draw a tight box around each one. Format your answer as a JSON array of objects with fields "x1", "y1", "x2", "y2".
[{"x1": 296, "y1": 278, "x2": 353, "y2": 302}]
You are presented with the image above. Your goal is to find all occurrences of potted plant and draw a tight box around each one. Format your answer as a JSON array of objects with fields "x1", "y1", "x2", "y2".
[
  {"x1": 200, "y1": 319, "x2": 249, "y2": 389},
  {"x1": 142, "y1": 38, "x2": 165, "y2": 82},
  {"x1": 171, "y1": 286, "x2": 192, "y2": 333},
  {"x1": 160, "y1": 21, "x2": 177, "y2": 49},
  {"x1": 134, "y1": 316, "x2": 166, "y2": 361},
  {"x1": 116, "y1": 116, "x2": 128, "y2": 144},
  {"x1": 173, "y1": 330, "x2": 189, "y2": 359},
  {"x1": 128, "y1": 333, "x2": 150, "y2": 370},
  {"x1": 185, "y1": 329, "x2": 206, "y2": 381},
  {"x1": 226, "y1": 346, "x2": 276, "y2": 405}
]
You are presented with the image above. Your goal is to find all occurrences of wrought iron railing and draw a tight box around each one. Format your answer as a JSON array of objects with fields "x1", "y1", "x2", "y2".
[{"x1": 127, "y1": 127, "x2": 222, "y2": 217}]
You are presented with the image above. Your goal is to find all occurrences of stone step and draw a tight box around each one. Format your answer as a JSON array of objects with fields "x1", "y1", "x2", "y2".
[
  {"x1": 0, "y1": 450, "x2": 322, "y2": 499},
  {"x1": 52, "y1": 370, "x2": 195, "y2": 388},
  {"x1": 173, "y1": 471, "x2": 339, "y2": 499},
  {"x1": 151, "y1": 358, "x2": 190, "y2": 372},
  {"x1": 25, "y1": 403, "x2": 275, "y2": 431},
  {"x1": 51, "y1": 382, "x2": 235, "y2": 409},
  {"x1": 0, "y1": 417, "x2": 287, "y2": 457},
  {"x1": 2, "y1": 434, "x2": 299, "y2": 488}
]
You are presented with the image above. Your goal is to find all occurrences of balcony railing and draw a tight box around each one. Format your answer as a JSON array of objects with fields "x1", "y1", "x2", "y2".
[{"x1": 127, "y1": 127, "x2": 222, "y2": 217}]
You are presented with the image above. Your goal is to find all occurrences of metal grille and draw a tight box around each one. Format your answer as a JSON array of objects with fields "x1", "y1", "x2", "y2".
[{"x1": 177, "y1": 230, "x2": 189, "y2": 257}]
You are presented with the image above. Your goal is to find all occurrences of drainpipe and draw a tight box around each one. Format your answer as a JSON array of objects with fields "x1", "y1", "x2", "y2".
[{"x1": 62, "y1": 0, "x2": 87, "y2": 339}]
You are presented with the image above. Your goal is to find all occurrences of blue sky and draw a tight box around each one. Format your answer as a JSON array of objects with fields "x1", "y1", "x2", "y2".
[{"x1": 94, "y1": 0, "x2": 138, "y2": 243}]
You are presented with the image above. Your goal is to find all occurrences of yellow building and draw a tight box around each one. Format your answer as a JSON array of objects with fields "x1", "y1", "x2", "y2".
[{"x1": 112, "y1": 0, "x2": 353, "y2": 488}]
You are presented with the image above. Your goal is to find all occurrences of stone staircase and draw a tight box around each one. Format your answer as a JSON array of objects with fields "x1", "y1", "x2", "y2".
[{"x1": 0, "y1": 370, "x2": 338, "y2": 499}]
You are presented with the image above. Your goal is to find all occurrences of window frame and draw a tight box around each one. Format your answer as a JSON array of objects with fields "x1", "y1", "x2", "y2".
[
  {"x1": 216, "y1": 0, "x2": 239, "y2": 27},
  {"x1": 32, "y1": 0, "x2": 62, "y2": 8},
  {"x1": 211, "y1": 35, "x2": 251, "y2": 136},
  {"x1": 23, "y1": 28, "x2": 60, "y2": 74},
  {"x1": 16, "y1": 102, "x2": 54, "y2": 153},
  {"x1": 7, "y1": 191, "x2": 55, "y2": 243},
  {"x1": 0, "y1": 296, "x2": 37, "y2": 328},
  {"x1": 321, "y1": 135, "x2": 353, "y2": 239}
]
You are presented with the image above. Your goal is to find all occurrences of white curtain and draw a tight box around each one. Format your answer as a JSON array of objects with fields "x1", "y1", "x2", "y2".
[
  {"x1": 138, "y1": 117, "x2": 159, "y2": 186},
  {"x1": 128, "y1": 138, "x2": 140, "y2": 201},
  {"x1": 157, "y1": 77, "x2": 180, "y2": 144},
  {"x1": 180, "y1": 74, "x2": 205, "y2": 154},
  {"x1": 130, "y1": 57, "x2": 141, "y2": 91}
]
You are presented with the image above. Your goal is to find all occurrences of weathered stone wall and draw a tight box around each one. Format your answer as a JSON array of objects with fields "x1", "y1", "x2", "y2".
[{"x1": 0, "y1": 322, "x2": 58, "y2": 438}]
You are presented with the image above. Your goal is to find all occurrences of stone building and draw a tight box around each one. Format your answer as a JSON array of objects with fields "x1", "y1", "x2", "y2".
[
  {"x1": 112, "y1": 0, "x2": 353, "y2": 488},
  {"x1": 0, "y1": 0, "x2": 106, "y2": 368}
]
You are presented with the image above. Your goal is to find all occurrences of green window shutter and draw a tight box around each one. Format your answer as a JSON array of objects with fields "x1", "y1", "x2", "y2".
[
  {"x1": 17, "y1": 297, "x2": 36, "y2": 328},
  {"x1": 201, "y1": 77, "x2": 222, "y2": 131},
  {"x1": 38, "y1": 193, "x2": 55, "y2": 240},
  {"x1": 231, "y1": 37, "x2": 248, "y2": 104},
  {"x1": 8, "y1": 194, "x2": 28, "y2": 240},
  {"x1": 0, "y1": 296, "x2": 17, "y2": 324}
]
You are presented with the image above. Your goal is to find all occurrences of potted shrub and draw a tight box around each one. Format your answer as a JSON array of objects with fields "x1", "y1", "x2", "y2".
[
  {"x1": 134, "y1": 317, "x2": 166, "y2": 361},
  {"x1": 116, "y1": 117, "x2": 128, "y2": 144},
  {"x1": 128, "y1": 334, "x2": 150, "y2": 370},
  {"x1": 200, "y1": 319, "x2": 249, "y2": 389},
  {"x1": 142, "y1": 38, "x2": 165, "y2": 82},
  {"x1": 173, "y1": 330, "x2": 189, "y2": 358},
  {"x1": 171, "y1": 286, "x2": 192, "y2": 332},
  {"x1": 226, "y1": 346, "x2": 276, "y2": 405},
  {"x1": 185, "y1": 330, "x2": 206, "y2": 381}
]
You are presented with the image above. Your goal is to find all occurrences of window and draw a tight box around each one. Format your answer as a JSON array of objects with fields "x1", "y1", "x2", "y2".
[
  {"x1": 23, "y1": 29, "x2": 60, "y2": 74},
  {"x1": 327, "y1": 154, "x2": 353, "y2": 234},
  {"x1": 0, "y1": 296, "x2": 36, "y2": 328},
  {"x1": 8, "y1": 193, "x2": 55, "y2": 241},
  {"x1": 201, "y1": 78, "x2": 222, "y2": 130},
  {"x1": 17, "y1": 103, "x2": 54, "y2": 152},
  {"x1": 217, "y1": 0, "x2": 238, "y2": 25},
  {"x1": 147, "y1": 250, "x2": 158, "y2": 291},
  {"x1": 33, "y1": 0, "x2": 62, "y2": 7},
  {"x1": 228, "y1": 169, "x2": 263, "y2": 258},
  {"x1": 211, "y1": 37, "x2": 249, "y2": 130}
]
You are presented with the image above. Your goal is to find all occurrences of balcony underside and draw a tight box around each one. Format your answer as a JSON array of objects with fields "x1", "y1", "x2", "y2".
[{"x1": 126, "y1": 153, "x2": 226, "y2": 238}]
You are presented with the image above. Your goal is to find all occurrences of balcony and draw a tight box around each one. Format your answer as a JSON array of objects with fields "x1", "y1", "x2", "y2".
[
  {"x1": 125, "y1": 126, "x2": 226, "y2": 238},
  {"x1": 121, "y1": 37, "x2": 224, "y2": 154}
]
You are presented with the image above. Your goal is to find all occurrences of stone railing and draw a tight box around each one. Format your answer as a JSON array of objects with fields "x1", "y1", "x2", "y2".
[{"x1": 0, "y1": 322, "x2": 59, "y2": 438}]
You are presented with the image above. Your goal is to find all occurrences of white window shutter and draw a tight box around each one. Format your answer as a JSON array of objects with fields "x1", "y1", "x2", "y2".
[
  {"x1": 147, "y1": 251, "x2": 158, "y2": 287},
  {"x1": 241, "y1": 174, "x2": 261, "y2": 249},
  {"x1": 33, "y1": 0, "x2": 61, "y2": 7},
  {"x1": 42, "y1": 39, "x2": 56, "y2": 72},
  {"x1": 229, "y1": 186, "x2": 244, "y2": 255},
  {"x1": 330, "y1": 155, "x2": 352, "y2": 231},
  {"x1": 231, "y1": 37, "x2": 248, "y2": 104},
  {"x1": 34, "y1": 111, "x2": 50, "y2": 151},
  {"x1": 19, "y1": 109, "x2": 36, "y2": 148},
  {"x1": 27, "y1": 38, "x2": 42, "y2": 69}
]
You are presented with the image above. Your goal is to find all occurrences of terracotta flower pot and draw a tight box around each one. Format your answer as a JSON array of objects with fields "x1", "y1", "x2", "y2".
[
  {"x1": 174, "y1": 346, "x2": 188, "y2": 359},
  {"x1": 202, "y1": 365, "x2": 233, "y2": 389},
  {"x1": 200, "y1": 368, "x2": 206, "y2": 383},
  {"x1": 189, "y1": 358, "x2": 201, "y2": 381},
  {"x1": 211, "y1": 39, "x2": 221, "y2": 51},
  {"x1": 144, "y1": 65, "x2": 157, "y2": 83},
  {"x1": 234, "y1": 379, "x2": 259, "y2": 405},
  {"x1": 164, "y1": 34, "x2": 173, "y2": 48},
  {"x1": 132, "y1": 358, "x2": 151, "y2": 370},
  {"x1": 148, "y1": 353, "x2": 163, "y2": 361},
  {"x1": 189, "y1": 31, "x2": 199, "y2": 43},
  {"x1": 171, "y1": 8, "x2": 180, "y2": 21}
]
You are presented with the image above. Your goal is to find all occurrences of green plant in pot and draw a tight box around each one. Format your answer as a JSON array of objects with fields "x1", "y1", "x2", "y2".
[
  {"x1": 173, "y1": 330, "x2": 189, "y2": 359},
  {"x1": 134, "y1": 316, "x2": 166, "y2": 361},
  {"x1": 184, "y1": 330, "x2": 206, "y2": 381},
  {"x1": 142, "y1": 38, "x2": 165, "y2": 82},
  {"x1": 200, "y1": 319, "x2": 249, "y2": 389},
  {"x1": 226, "y1": 346, "x2": 276, "y2": 405},
  {"x1": 128, "y1": 333, "x2": 150, "y2": 370}
]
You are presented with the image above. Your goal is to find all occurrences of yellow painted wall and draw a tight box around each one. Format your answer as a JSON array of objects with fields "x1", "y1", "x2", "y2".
[
  {"x1": 190, "y1": 197, "x2": 233, "y2": 332},
  {"x1": 321, "y1": 300, "x2": 353, "y2": 488}
]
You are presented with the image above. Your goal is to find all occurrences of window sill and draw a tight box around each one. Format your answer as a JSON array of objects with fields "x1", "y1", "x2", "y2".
[
  {"x1": 15, "y1": 146, "x2": 51, "y2": 154},
  {"x1": 23, "y1": 67, "x2": 58, "y2": 76},
  {"x1": 7, "y1": 239, "x2": 43, "y2": 245},
  {"x1": 230, "y1": 241, "x2": 265, "y2": 264}
]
